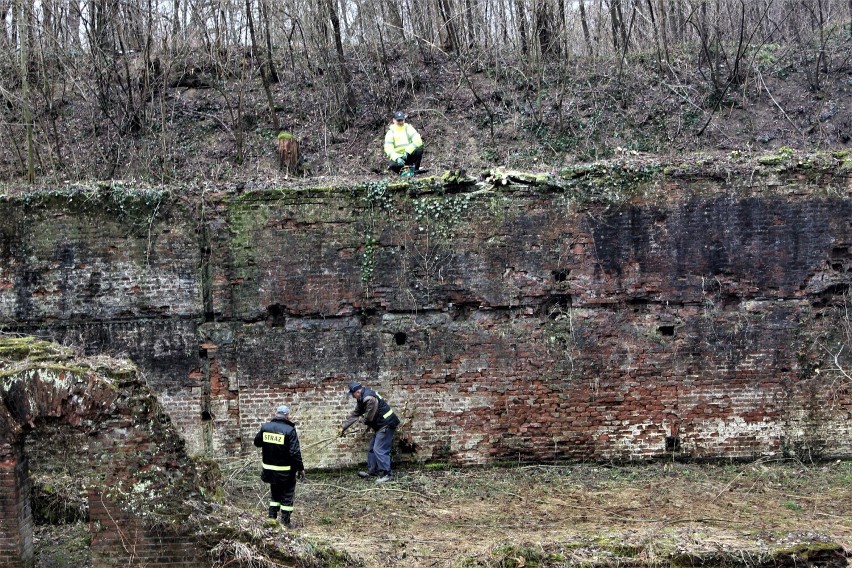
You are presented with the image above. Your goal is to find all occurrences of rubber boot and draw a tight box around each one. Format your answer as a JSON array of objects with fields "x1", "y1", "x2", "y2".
[
  {"x1": 281, "y1": 511, "x2": 292, "y2": 529},
  {"x1": 268, "y1": 507, "x2": 278, "y2": 519}
]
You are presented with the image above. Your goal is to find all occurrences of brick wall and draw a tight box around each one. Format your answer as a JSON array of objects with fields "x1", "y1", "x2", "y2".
[
  {"x1": 89, "y1": 490, "x2": 203, "y2": 568},
  {"x1": 0, "y1": 192, "x2": 206, "y2": 456},
  {"x1": 206, "y1": 176, "x2": 852, "y2": 466},
  {"x1": 0, "y1": 340, "x2": 213, "y2": 567},
  {"x1": 0, "y1": 448, "x2": 32, "y2": 568},
  {"x1": 1, "y1": 170, "x2": 850, "y2": 472}
]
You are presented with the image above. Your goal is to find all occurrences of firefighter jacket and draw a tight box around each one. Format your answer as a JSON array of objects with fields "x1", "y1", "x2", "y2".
[
  {"x1": 384, "y1": 123, "x2": 423, "y2": 161},
  {"x1": 342, "y1": 387, "x2": 400, "y2": 432},
  {"x1": 254, "y1": 417, "x2": 303, "y2": 482}
]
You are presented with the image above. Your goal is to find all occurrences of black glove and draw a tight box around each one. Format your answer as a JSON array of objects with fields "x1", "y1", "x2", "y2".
[{"x1": 296, "y1": 470, "x2": 305, "y2": 481}]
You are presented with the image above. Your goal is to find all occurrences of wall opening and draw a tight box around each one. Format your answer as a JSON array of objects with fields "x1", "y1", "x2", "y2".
[
  {"x1": 266, "y1": 303, "x2": 286, "y2": 326},
  {"x1": 0, "y1": 337, "x2": 215, "y2": 567},
  {"x1": 552, "y1": 270, "x2": 569, "y2": 282},
  {"x1": 25, "y1": 424, "x2": 92, "y2": 566}
]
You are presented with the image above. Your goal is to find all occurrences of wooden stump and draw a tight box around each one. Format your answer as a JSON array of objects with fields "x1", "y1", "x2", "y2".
[{"x1": 277, "y1": 133, "x2": 300, "y2": 175}]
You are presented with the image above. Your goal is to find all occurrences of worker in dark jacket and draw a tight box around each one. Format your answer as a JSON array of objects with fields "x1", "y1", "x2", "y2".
[
  {"x1": 254, "y1": 405, "x2": 304, "y2": 528},
  {"x1": 338, "y1": 381, "x2": 400, "y2": 483}
]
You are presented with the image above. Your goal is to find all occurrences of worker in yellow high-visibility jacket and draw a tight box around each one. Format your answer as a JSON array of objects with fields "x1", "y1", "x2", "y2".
[{"x1": 384, "y1": 111, "x2": 424, "y2": 175}]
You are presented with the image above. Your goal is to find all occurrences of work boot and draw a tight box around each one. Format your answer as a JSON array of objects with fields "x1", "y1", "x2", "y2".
[
  {"x1": 357, "y1": 471, "x2": 372, "y2": 478},
  {"x1": 281, "y1": 512, "x2": 292, "y2": 529},
  {"x1": 264, "y1": 507, "x2": 279, "y2": 528}
]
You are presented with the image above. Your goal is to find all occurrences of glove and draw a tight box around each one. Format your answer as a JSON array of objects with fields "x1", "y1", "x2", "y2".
[
  {"x1": 296, "y1": 470, "x2": 305, "y2": 481},
  {"x1": 395, "y1": 157, "x2": 405, "y2": 166},
  {"x1": 337, "y1": 426, "x2": 345, "y2": 437}
]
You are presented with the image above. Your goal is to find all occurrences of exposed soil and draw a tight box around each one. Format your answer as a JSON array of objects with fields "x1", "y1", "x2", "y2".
[{"x1": 214, "y1": 459, "x2": 852, "y2": 567}]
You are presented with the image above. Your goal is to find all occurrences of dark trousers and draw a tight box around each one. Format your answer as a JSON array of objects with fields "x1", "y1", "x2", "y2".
[
  {"x1": 388, "y1": 147, "x2": 423, "y2": 173},
  {"x1": 367, "y1": 426, "x2": 396, "y2": 475},
  {"x1": 267, "y1": 473, "x2": 296, "y2": 519}
]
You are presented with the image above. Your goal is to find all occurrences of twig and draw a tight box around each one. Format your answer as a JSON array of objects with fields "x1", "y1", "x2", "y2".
[
  {"x1": 302, "y1": 436, "x2": 340, "y2": 450},
  {"x1": 755, "y1": 67, "x2": 805, "y2": 140},
  {"x1": 304, "y1": 482, "x2": 434, "y2": 501},
  {"x1": 711, "y1": 456, "x2": 783, "y2": 501},
  {"x1": 713, "y1": 469, "x2": 748, "y2": 501},
  {"x1": 216, "y1": 456, "x2": 258, "y2": 486}
]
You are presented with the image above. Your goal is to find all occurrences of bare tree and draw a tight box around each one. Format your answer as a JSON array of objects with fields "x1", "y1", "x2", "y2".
[
  {"x1": 245, "y1": 0, "x2": 279, "y2": 130},
  {"x1": 535, "y1": 0, "x2": 559, "y2": 57},
  {"x1": 578, "y1": 0, "x2": 594, "y2": 56},
  {"x1": 323, "y1": 0, "x2": 355, "y2": 129},
  {"x1": 436, "y1": 0, "x2": 459, "y2": 52},
  {"x1": 2, "y1": 0, "x2": 852, "y2": 183},
  {"x1": 514, "y1": 0, "x2": 529, "y2": 55},
  {"x1": 801, "y1": 0, "x2": 829, "y2": 90},
  {"x1": 17, "y1": 0, "x2": 35, "y2": 182}
]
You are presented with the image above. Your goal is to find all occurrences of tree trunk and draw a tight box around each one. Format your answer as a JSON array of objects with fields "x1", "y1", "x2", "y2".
[
  {"x1": 17, "y1": 0, "x2": 34, "y2": 182},
  {"x1": 436, "y1": 0, "x2": 458, "y2": 52},
  {"x1": 646, "y1": 0, "x2": 662, "y2": 70},
  {"x1": 609, "y1": 0, "x2": 622, "y2": 52},
  {"x1": 170, "y1": 0, "x2": 179, "y2": 51},
  {"x1": 464, "y1": 0, "x2": 475, "y2": 48},
  {"x1": 325, "y1": 0, "x2": 355, "y2": 127},
  {"x1": 0, "y1": 0, "x2": 10, "y2": 47},
  {"x1": 536, "y1": 0, "x2": 557, "y2": 56},
  {"x1": 579, "y1": 0, "x2": 594, "y2": 56},
  {"x1": 669, "y1": 0, "x2": 682, "y2": 43},
  {"x1": 259, "y1": 0, "x2": 279, "y2": 83},
  {"x1": 615, "y1": 0, "x2": 628, "y2": 53},
  {"x1": 514, "y1": 0, "x2": 528, "y2": 55},
  {"x1": 657, "y1": 0, "x2": 669, "y2": 64},
  {"x1": 384, "y1": 0, "x2": 405, "y2": 41},
  {"x1": 245, "y1": 0, "x2": 279, "y2": 130}
]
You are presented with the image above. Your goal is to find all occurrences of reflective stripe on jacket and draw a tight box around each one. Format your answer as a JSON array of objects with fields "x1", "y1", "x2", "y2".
[
  {"x1": 384, "y1": 123, "x2": 423, "y2": 160},
  {"x1": 358, "y1": 387, "x2": 400, "y2": 431}
]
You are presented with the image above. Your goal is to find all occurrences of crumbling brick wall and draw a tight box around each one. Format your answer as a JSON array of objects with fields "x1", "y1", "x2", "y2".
[
  {"x1": 203, "y1": 173, "x2": 851, "y2": 467},
  {"x1": 0, "y1": 338, "x2": 209, "y2": 567},
  {"x1": 0, "y1": 448, "x2": 32, "y2": 568},
  {"x1": 1, "y1": 165, "x2": 850, "y2": 472}
]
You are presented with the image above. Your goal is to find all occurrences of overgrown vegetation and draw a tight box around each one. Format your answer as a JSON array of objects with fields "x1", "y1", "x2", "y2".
[
  {"x1": 0, "y1": 1, "x2": 850, "y2": 186},
  {"x1": 215, "y1": 458, "x2": 852, "y2": 567}
]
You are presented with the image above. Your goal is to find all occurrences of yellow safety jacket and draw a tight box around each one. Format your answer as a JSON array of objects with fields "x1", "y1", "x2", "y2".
[{"x1": 384, "y1": 123, "x2": 423, "y2": 160}]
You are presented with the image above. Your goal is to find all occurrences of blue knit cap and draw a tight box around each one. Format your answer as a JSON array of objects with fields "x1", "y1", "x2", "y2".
[{"x1": 276, "y1": 405, "x2": 289, "y2": 416}]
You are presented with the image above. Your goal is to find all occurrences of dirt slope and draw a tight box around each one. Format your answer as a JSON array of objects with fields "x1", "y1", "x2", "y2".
[{"x1": 2, "y1": 43, "x2": 850, "y2": 188}]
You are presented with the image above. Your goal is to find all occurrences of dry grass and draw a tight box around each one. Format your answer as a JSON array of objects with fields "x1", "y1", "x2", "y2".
[{"x1": 221, "y1": 458, "x2": 852, "y2": 567}]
